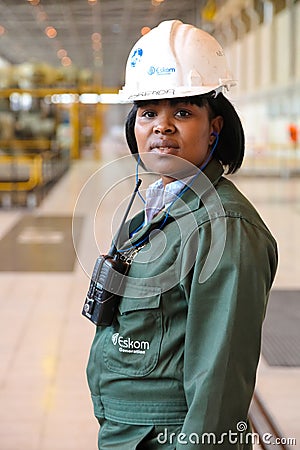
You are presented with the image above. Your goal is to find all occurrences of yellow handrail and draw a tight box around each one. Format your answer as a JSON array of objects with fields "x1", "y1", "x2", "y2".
[
  {"x1": 0, "y1": 154, "x2": 43, "y2": 191},
  {"x1": 0, "y1": 139, "x2": 51, "y2": 150}
]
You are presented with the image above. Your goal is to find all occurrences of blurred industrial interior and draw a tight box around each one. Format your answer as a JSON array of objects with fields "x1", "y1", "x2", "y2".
[{"x1": 0, "y1": 1, "x2": 299, "y2": 449}]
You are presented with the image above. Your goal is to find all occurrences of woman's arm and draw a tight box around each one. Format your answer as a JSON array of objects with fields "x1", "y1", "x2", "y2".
[{"x1": 178, "y1": 216, "x2": 278, "y2": 449}]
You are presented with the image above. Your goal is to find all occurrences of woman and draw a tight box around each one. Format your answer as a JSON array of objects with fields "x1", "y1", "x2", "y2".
[{"x1": 86, "y1": 20, "x2": 278, "y2": 449}]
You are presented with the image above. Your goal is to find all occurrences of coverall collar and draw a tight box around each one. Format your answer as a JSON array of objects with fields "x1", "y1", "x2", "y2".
[{"x1": 127, "y1": 159, "x2": 224, "y2": 246}]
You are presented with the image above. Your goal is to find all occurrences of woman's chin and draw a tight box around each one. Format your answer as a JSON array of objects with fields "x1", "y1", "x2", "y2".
[{"x1": 140, "y1": 153, "x2": 199, "y2": 180}]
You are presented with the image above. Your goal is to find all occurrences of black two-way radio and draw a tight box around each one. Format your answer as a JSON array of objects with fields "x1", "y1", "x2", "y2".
[{"x1": 82, "y1": 179, "x2": 142, "y2": 326}]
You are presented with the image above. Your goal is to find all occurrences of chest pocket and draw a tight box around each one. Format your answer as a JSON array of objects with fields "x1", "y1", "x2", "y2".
[{"x1": 103, "y1": 292, "x2": 162, "y2": 377}]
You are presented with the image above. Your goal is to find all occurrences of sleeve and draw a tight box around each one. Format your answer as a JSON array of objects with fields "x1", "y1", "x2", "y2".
[{"x1": 177, "y1": 215, "x2": 278, "y2": 449}]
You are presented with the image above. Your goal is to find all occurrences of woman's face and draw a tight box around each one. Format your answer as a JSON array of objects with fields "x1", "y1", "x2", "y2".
[{"x1": 134, "y1": 99, "x2": 223, "y2": 185}]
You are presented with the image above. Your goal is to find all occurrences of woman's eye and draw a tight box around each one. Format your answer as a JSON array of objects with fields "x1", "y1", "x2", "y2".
[
  {"x1": 141, "y1": 111, "x2": 156, "y2": 118},
  {"x1": 175, "y1": 110, "x2": 191, "y2": 117}
]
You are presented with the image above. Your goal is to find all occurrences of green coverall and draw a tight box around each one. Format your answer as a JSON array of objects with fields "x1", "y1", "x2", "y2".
[{"x1": 87, "y1": 159, "x2": 278, "y2": 449}]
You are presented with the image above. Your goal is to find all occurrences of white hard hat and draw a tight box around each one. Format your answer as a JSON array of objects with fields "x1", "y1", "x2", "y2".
[{"x1": 119, "y1": 20, "x2": 235, "y2": 103}]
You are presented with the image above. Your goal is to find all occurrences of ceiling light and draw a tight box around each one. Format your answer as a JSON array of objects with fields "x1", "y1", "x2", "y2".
[
  {"x1": 61, "y1": 56, "x2": 72, "y2": 67},
  {"x1": 92, "y1": 32, "x2": 101, "y2": 42},
  {"x1": 98, "y1": 94, "x2": 119, "y2": 104},
  {"x1": 80, "y1": 93, "x2": 98, "y2": 104},
  {"x1": 0, "y1": 25, "x2": 5, "y2": 36},
  {"x1": 141, "y1": 26, "x2": 151, "y2": 36},
  {"x1": 27, "y1": 0, "x2": 40, "y2": 5},
  {"x1": 57, "y1": 49, "x2": 67, "y2": 59},
  {"x1": 45, "y1": 26, "x2": 57, "y2": 39},
  {"x1": 51, "y1": 94, "x2": 79, "y2": 104}
]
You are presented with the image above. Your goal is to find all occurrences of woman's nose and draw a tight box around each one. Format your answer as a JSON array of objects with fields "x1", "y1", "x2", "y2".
[{"x1": 153, "y1": 116, "x2": 175, "y2": 134}]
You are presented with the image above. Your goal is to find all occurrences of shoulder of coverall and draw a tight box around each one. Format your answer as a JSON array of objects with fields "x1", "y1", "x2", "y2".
[{"x1": 171, "y1": 159, "x2": 277, "y2": 245}]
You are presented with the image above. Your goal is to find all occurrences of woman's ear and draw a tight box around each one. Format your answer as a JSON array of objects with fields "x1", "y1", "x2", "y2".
[{"x1": 211, "y1": 115, "x2": 224, "y2": 136}]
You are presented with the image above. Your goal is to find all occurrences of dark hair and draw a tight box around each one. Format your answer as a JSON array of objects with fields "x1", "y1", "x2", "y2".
[{"x1": 125, "y1": 92, "x2": 245, "y2": 174}]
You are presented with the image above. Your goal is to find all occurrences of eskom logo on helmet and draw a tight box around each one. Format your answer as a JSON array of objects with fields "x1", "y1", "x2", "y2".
[
  {"x1": 130, "y1": 48, "x2": 143, "y2": 67},
  {"x1": 148, "y1": 66, "x2": 176, "y2": 76},
  {"x1": 112, "y1": 332, "x2": 150, "y2": 354}
]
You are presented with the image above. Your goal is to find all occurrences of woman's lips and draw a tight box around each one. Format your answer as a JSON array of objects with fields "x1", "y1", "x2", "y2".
[
  {"x1": 151, "y1": 147, "x2": 177, "y2": 154},
  {"x1": 150, "y1": 140, "x2": 179, "y2": 153}
]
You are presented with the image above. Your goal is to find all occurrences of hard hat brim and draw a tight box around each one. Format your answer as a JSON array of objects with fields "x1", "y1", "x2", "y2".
[{"x1": 118, "y1": 81, "x2": 236, "y2": 103}]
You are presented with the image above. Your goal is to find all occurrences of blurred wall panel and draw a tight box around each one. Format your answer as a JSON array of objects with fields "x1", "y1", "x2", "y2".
[
  {"x1": 259, "y1": 23, "x2": 272, "y2": 89},
  {"x1": 274, "y1": 9, "x2": 290, "y2": 86},
  {"x1": 296, "y1": 3, "x2": 300, "y2": 81},
  {"x1": 226, "y1": 40, "x2": 242, "y2": 96},
  {"x1": 246, "y1": 31, "x2": 256, "y2": 92}
]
